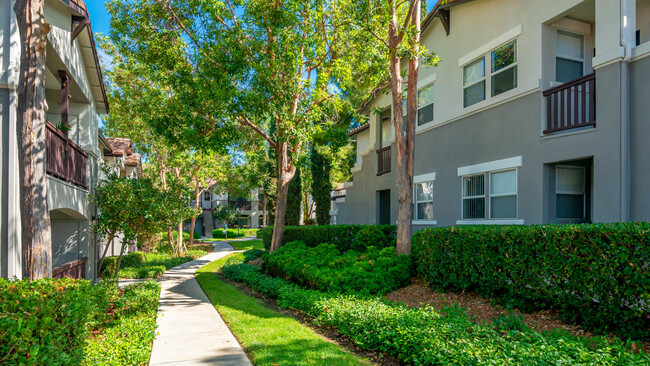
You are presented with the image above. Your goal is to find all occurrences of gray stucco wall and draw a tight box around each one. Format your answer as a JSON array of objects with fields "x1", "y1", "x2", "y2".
[
  {"x1": 629, "y1": 56, "x2": 650, "y2": 222},
  {"x1": 339, "y1": 63, "x2": 626, "y2": 227},
  {"x1": 1, "y1": 88, "x2": 8, "y2": 277}
]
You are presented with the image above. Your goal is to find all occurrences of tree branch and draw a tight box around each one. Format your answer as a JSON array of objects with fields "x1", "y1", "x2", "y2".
[
  {"x1": 237, "y1": 116, "x2": 277, "y2": 150},
  {"x1": 396, "y1": 0, "x2": 417, "y2": 46}
]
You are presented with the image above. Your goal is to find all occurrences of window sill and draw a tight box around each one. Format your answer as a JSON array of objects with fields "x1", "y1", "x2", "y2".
[
  {"x1": 412, "y1": 220, "x2": 437, "y2": 226},
  {"x1": 456, "y1": 219, "x2": 524, "y2": 225}
]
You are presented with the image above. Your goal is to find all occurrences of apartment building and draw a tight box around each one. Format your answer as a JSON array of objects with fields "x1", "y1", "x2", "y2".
[
  {"x1": 191, "y1": 187, "x2": 270, "y2": 236},
  {"x1": 1, "y1": 0, "x2": 109, "y2": 279},
  {"x1": 338, "y1": 0, "x2": 650, "y2": 228}
]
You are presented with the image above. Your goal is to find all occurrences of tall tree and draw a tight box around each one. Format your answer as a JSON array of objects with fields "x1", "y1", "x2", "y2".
[
  {"x1": 310, "y1": 147, "x2": 332, "y2": 225},
  {"x1": 348, "y1": 0, "x2": 440, "y2": 255},
  {"x1": 106, "y1": 0, "x2": 360, "y2": 252},
  {"x1": 14, "y1": 0, "x2": 52, "y2": 279}
]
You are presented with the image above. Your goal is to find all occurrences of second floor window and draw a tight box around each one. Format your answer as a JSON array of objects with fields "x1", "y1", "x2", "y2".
[
  {"x1": 418, "y1": 84, "x2": 434, "y2": 126},
  {"x1": 556, "y1": 30, "x2": 584, "y2": 83},
  {"x1": 204, "y1": 191, "x2": 211, "y2": 201},
  {"x1": 463, "y1": 39, "x2": 519, "y2": 107}
]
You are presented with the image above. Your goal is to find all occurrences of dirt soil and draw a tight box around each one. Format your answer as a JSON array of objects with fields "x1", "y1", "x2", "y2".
[
  {"x1": 188, "y1": 242, "x2": 214, "y2": 253},
  {"x1": 385, "y1": 278, "x2": 650, "y2": 353}
]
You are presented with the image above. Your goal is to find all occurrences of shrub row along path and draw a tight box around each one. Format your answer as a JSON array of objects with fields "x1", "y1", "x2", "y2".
[{"x1": 149, "y1": 239, "x2": 254, "y2": 366}]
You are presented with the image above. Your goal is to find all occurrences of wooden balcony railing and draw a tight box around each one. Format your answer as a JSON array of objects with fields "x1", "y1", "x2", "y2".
[
  {"x1": 46, "y1": 121, "x2": 88, "y2": 189},
  {"x1": 377, "y1": 146, "x2": 391, "y2": 176},
  {"x1": 52, "y1": 257, "x2": 87, "y2": 279},
  {"x1": 543, "y1": 73, "x2": 596, "y2": 134},
  {"x1": 229, "y1": 200, "x2": 252, "y2": 211}
]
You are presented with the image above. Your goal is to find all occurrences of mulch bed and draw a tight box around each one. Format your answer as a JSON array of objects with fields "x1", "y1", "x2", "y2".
[{"x1": 385, "y1": 278, "x2": 650, "y2": 353}]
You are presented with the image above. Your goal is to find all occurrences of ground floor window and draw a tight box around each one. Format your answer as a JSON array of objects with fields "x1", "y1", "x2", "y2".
[
  {"x1": 556, "y1": 166, "x2": 586, "y2": 219},
  {"x1": 414, "y1": 181, "x2": 434, "y2": 221},
  {"x1": 462, "y1": 169, "x2": 517, "y2": 219}
]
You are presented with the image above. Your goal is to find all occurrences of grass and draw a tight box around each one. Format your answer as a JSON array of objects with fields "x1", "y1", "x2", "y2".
[
  {"x1": 105, "y1": 249, "x2": 210, "y2": 279},
  {"x1": 229, "y1": 239, "x2": 264, "y2": 251},
  {"x1": 195, "y1": 253, "x2": 368, "y2": 366},
  {"x1": 83, "y1": 281, "x2": 160, "y2": 365}
]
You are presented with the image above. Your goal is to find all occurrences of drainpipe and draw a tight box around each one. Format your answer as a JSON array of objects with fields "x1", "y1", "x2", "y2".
[{"x1": 619, "y1": 0, "x2": 635, "y2": 222}]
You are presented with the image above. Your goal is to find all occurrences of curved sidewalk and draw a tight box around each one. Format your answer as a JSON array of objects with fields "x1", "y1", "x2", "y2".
[{"x1": 149, "y1": 242, "x2": 252, "y2": 366}]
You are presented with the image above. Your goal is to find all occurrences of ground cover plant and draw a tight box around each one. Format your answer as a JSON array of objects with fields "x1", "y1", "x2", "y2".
[
  {"x1": 228, "y1": 239, "x2": 264, "y2": 251},
  {"x1": 101, "y1": 248, "x2": 209, "y2": 279},
  {"x1": 195, "y1": 254, "x2": 368, "y2": 365},
  {"x1": 412, "y1": 223, "x2": 650, "y2": 340},
  {"x1": 83, "y1": 281, "x2": 160, "y2": 365},
  {"x1": 257, "y1": 225, "x2": 396, "y2": 251},
  {"x1": 265, "y1": 241, "x2": 411, "y2": 295},
  {"x1": 0, "y1": 278, "x2": 160, "y2": 365},
  {"x1": 222, "y1": 252, "x2": 650, "y2": 365}
]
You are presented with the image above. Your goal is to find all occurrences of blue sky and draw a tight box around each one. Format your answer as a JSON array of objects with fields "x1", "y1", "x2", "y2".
[{"x1": 87, "y1": 1, "x2": 438, "y2": 37}]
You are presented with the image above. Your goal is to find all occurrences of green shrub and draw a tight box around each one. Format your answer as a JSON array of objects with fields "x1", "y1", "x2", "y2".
[
  {"x1": 351, "y1": 225, "x2": 391, "y2": 252},
  {"x1": 257, "y1": 224, "x2": 397, "y2": 251},
  {"x1": 412, "y1": 223, "x2": 650, "y2": 340},
  {"x1": 212, "y1": 228, "x2": 246, "y2": 238},
  {"x1": 120, "y1": 251, "x2": 146, "y2": 267},
  {"x1": 243, "y1": 248, "x2": 267, "y2": 262},
  {"x1": 222, "y1": 262, "x2": 650, "y2": 365},
  {"x1": 0, "y1": 278, "x2": 113, "y2": 365},
  {"x1": 265, "y1": 241, "x2": 411, "y2": 295}
]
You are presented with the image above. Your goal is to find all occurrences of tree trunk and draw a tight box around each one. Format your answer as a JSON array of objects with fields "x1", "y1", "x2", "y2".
[
  {"x1": 262, "y1": 195, "x2": 267, "y2": 227},
  {"x1": 390, "y1": 0, "x2": 421, "y2": 256},
  {"x1": 97, "y1": 230, "x2": 116, "y2": 276},
  {"x1": 189, "y1": 179, "x2": 200, "y2": 247},
  {"x1": 177, "y1": 222, "x2": 183, "y2": 254},
  {"x1": 14, "y1": 0, "x2": 52, "y2": 280},
  {"x1": 114, "y1": 239, "x2": 128, "y2": 277},
  {"x1": 270, "y1": 141, "x2": 296, "y2": 253}
]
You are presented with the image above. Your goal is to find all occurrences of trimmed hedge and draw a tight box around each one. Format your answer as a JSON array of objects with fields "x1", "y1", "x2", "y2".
[
  {"x1": 412, "y1": 223, "x2": 650, "y2": 340},
  {"x1": 223, "y1": 258, "x2": 650, "y2": 365},
  {"x1": 265, "y1": 241, "x2": 411, "y2": 295},
  {"x1": 212, "y1": 228, "x2": 246, "y2": 239},
  {"x1": 0, "y1": 278, "x2": 114, "y2": 364},
  {"x1": 258, "y1": 225, "x2": 396, "y2": 251},
  {"x1": 101, "y1": 251, "x2": 147, "y2": 277}
]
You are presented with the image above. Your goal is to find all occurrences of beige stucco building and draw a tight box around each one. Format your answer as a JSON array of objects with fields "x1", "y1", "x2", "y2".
[
  {"x1": 338, "y1": 0, "x2": 650, "y2": 228},
  {"x1": 1, "y1": 0, "x2": 109, "y2": 279}
]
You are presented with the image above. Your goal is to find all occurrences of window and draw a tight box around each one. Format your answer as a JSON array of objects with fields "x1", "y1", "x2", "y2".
[
  {"x1": 463, "y1": 58, "x2": 486, "y2": 107},
  {"x1": 491, "y1": 41, "x2": 517, "y2": 97},
  {"x1": 203, "y1": 191, "x2": 211, "y2": 201},
  {"x1": 556, "y1": 30, "x2": 584, "y2": 83},
  {"x1": 490, "y1": 169, "x2": 517, "y2": 218},
  {"x1": 463, "y1": 39, "x2": 518, "y2": 107},
  {"x1": 414, "y1": 181, "x2": 434, "y2": 220},
  {"x1": 556, "y1": 166, "x2": 585, "y2": 219},
  {"x1": 462, "y1": 169, "x2": 518, "y2": 220},
  {"x1": 418, "y1": 84, "x2": 434, "y2": 126},
  {"x1": 462, "y1": 174, "x2": 485, "y2": 219}
]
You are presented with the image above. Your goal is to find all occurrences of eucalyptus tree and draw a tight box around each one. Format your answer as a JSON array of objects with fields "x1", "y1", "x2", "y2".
[
  {"x1": 345, "y1": 0, "x2": 441, "y2": 255},
  {"x1": 14, "y1": 0, "x2": 52, "y2": 279},
  {"x1": 106, "y1": 0, "x2": 358, "y2": 252}
]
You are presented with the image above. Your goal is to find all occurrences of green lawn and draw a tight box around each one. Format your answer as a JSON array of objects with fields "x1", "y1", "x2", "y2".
[
  {"x1": 102, "y1": 248, "x2": 210, "y2": 279},
  {"x1": 229, "y1": 239, "x2": 263, "y2": 251},
  {"x1": 195, "y1": 254, "x2": 368, "y2": 366}
]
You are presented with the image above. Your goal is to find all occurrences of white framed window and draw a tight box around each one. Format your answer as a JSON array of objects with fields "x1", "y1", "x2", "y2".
[
  {"x1": 417, "y1": 84, "x2": 434, "y2": 126},
  {"x1": 556, "y1": 30, "x2": 584, "y2": 83},
  {"x1": 463, "y1": 58, "x2": 486, "y2": 107},
  {"x1": 463, "y1": 39, "x2": 518, "y2": 107},
  {"x1": 401, "y1": 83, "x2": 435, "y2": 127},
  {"x1": 491, "y1": 40, "x2": 518, "y2": 97},
  {"x1": 414, "y1": 181, "x2": 434, "y2": 221},
  {"x1": 489, "y1": 169, "x2": 518, "y2": 219},
  {"x1": 462, "y1": 169, "x2": 518, "y2": 220},
  {"x1": 462, "y1": 174, "x2": 486, "y2": 219},
  {"x1": 556, "y1": 166, "x2": 585, "y2": 219},
  {"x1": 203, "y1": 191, "x2": 211, "y2": 201}
]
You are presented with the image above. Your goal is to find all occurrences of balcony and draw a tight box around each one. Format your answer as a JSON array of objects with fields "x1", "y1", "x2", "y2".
[
  {"x1": 229, "y1": 200, "x2": 252, "y2": 211},
  {"x1": 377, "y1": 146, "x2": 391, "y2": 176},
  {"x1": 543, "y1": 73, "x2": 596, "y2": 134},
  {"x1": 46, "y1": 121, "x2": 88, "y2": 189}
]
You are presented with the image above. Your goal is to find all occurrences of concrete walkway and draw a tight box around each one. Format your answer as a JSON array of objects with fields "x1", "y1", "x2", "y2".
[{"x1": 149, "y1": 242, "x2": 253, "y2": 366}]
